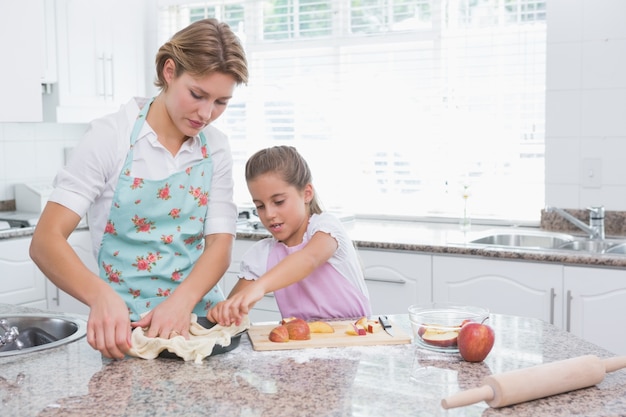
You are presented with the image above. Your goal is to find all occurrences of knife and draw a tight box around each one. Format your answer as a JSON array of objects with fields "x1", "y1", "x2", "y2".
[{"x1": 379, "y1": 316, "x2": 394, "y2": 337}]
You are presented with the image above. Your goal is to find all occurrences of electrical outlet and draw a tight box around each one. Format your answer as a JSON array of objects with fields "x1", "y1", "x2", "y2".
[{"x1": 580, "y1": 158, "x2": 602, "y2": 188}]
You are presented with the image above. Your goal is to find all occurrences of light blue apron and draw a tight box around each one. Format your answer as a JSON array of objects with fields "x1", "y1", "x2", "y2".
[{"x1": 98, "y1": 98, "x2": 224, "y2": 321}]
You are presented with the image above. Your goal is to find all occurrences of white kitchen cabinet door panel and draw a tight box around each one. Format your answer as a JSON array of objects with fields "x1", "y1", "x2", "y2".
[
  {"x1": 0, "y1": 237, "x2": 46, "y2": 306},
  {"x1": 0, "y1": 1, "x2": 44, "y2": 122},
  {"x1": 359, "y1": 249, "x2": 431, "y2": 316},
  {"x1": 45, "y1": 230, "x2": 95, "y2": 315},
  {"x1": 55, "y1": 0, "x2": 146, "y2": 122},
  {"x1": 581, "y1": 39, "x2": 626, "y2": 89},
  {"x1": 564, "y1": 266, "x2": 626, "y2": 355},
  {"x1": 581, "y1": 88, "x2": 626, "y2": 138},
  {"x1": 581, "y1": 0, "x2": 626, "y2": 40},
  {"x1": 433, "y1": 256, "x2": 563, "y2": 327}
]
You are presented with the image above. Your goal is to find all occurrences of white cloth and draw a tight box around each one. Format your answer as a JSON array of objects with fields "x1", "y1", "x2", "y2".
[
  {"x1": 49, "y1": 97, "x2": 237, "y2": 259},
  {"x1": 127, "y1": 314, "x2": 250, "y2": 364},
  {"x1": 239, "y1": 212, "x2": 370, "y2": 298}
]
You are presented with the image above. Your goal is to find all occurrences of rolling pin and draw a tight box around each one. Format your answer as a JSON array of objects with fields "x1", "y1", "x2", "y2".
[{"x1": 441, "y1": 355, "x2": 626, "y2": 409}]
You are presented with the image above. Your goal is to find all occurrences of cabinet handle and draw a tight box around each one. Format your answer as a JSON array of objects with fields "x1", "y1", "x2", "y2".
[
  {"x1": 106, "y1": 55, "x2": 114, "y2": 100},
  {"x1": 549, "y1": 287, "x2": 555, "y2": 325},
  {"x1": 97, "y1": 54, "x2": 106, "y2": 97},
  {"x1": 52, "y1": 287, "x2": 60, "y2": 306},
  {"x1": 364, "y1": 276, "x2": 407, "y2": 285},
  {"x1": 566, "y1": 290, "x2": 572, "y2": 332}
]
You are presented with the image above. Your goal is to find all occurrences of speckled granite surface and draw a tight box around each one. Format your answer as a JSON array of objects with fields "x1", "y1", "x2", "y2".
[{"x1": 1, "y1": 304, "x2": 625, "y2": 417}]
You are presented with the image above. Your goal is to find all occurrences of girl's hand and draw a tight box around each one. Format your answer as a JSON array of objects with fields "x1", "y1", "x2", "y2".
[
  {"x1": 86, "y1": 293, "x2": 132, "y2": 360},
  {"x1": 208, "y1": 283, "x2": 265, "y2": 326}
]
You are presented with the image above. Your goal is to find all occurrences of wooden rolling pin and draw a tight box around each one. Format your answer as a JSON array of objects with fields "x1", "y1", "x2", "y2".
[{"x1": 442, "y1": 355, "x2": 626, "y2": 409}]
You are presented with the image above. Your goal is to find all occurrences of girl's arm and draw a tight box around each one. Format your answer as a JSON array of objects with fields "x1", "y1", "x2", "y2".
[{"x1": 209, "y1": 231, "x2": 337, "y2": 326}]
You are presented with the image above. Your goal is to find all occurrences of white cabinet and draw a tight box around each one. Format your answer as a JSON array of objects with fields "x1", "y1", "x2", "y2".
[
  {"x1": 0, "y1": 237, "x2": 47, "y2": 309},
  {"x1": 564, "y1": 266, "x2": 626, "y2": 355},
  {"x1": 44, "y1": 229, "x2": 95, "y2": 315},
  {"x1": 432, "y1": 256, "x2": 564, "y2": 327},
  {"x1": 359, "y1": 249, "x2": 431, "y2": 316},
  {"x1": 222, "y1": 239, "x2": 281, "y2": 323},
  {"x1": 54, "y1": 0, "x2": 146, "y2": 122},
  {"x1": 0, "y1": 1, "x2": 45, "y2": 122}
]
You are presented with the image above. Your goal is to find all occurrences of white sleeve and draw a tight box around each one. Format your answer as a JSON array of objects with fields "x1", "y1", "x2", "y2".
[{"x1": 238, "y1": 238, "x2": 275, "y2": 281}]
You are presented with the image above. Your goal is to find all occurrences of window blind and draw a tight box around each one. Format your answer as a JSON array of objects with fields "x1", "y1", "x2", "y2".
[{"x1": 158, "y1": 0, "x2": 547, "y2": 222}]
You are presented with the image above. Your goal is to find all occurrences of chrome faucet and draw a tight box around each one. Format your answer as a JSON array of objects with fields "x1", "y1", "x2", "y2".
[
  {"x1": 0, "y1": 319, "x2": 23, "y2": 348},
  {"x1": 545, "y1": 206, "x2": 605, "y2": 240}
]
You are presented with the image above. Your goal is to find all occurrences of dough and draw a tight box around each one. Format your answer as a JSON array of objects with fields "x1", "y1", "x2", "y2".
[{"x1": 127, "y1": 314, "x2": 250, "y2": 363}]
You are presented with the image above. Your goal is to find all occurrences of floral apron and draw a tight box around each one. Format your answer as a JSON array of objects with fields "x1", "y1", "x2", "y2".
[{"x1": 98, "y1": 98, "x2": 224, "y2": 321}]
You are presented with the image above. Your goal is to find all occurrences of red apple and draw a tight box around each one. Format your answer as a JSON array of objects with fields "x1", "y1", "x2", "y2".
[
  {"x1": 457, "y1": 321, "x2": 495, "y2": 362},
  {"x1": 284, "y1": 318, "x2": 311, "y2": 340},
  {"x1": 268, "y1": 325, "x2": 290, "y2": 342}
]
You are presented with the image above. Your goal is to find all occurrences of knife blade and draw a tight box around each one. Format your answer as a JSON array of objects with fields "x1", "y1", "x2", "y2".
[{"x1": 378, "y1": 316, "x2": 394, "y2": 337}]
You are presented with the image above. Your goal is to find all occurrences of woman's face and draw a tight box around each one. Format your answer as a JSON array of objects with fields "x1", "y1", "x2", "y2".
[
  {"x1": 162, "y1": 60, "x2": 237, "y2": 138},
  {"x1": 248, "y1": 172, "x2": 313, "y2": 247}
]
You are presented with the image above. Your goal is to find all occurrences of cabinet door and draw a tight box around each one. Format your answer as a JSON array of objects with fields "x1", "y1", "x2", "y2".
[
  {"x1": 359, "y1": 249, "x2": 431, "y2": 316},
  {"x1": 45, "y1": 230, "x2": 95, "y2": 315},
  {"x1": 0, "y1": 237, "x2": 46, "y2": 305},
  {"x1": 433, "y1": 256, "x2": 563, "y2": 327},
  {"x1": 54, "y1": 0, "x2": 146, "y2": 122},
  {"x1": 0, "y1": 1, "x2": 44, "y2": 122},
  {"x1": 565, "y1": 266, "x2": 626, "y2": 355}
]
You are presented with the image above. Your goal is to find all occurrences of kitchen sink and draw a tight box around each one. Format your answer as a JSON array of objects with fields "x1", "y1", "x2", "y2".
[
  {"x1": 469, "y1": 230, "x2": 626, "y2": 255},
  {"x1": 0, "y1": 314, "x2": 87, "y2": 357},
  {"x1": 469, "y1": 230, "x2": 575, "y2": 249}
]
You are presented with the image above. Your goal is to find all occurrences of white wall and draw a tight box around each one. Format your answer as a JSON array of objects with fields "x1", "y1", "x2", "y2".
[
  {"x1": 1, "y1": 0, "x2": 625, "y2": 212},
  {"x1": 545, "y1": 0, "x2": 626, "y2": 210},
  {"x1": 0, "y1": 122, "x2": 87, "y2": 201}
]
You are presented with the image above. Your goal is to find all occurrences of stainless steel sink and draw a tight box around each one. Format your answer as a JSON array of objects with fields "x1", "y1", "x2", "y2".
[
  {"x1": 0, "y1": 314, "x2": 87, "y2": 357},
  {"x1": 469, "y1": 230, "x2": 575, "y2": 249},
  {"x1": 469, "y1": 229, "x2": 626, "y2": 255}
]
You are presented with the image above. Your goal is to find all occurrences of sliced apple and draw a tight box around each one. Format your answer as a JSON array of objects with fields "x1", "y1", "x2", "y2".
[
  {"x1": 268, "y1": 325, "x2": 289, "y2": 343},
  {"x1": 367, "y1": 320, "x2": 382, "y2": 333},
  {"x1": 308, "y1": 321, "x2": 335, "y2": 333},
  {"x1": 284, "y1": 318, "x2": 311, "y2": 340},
  {"x1": 421, "y1": 329, "x2": 459, "y2": 348}
]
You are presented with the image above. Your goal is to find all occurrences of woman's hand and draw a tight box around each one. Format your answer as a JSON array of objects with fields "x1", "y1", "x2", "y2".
[
  {"x1": 86, "y1": 292, "x2": 132, "y2": 360},
  {"x1": 131, "y1": 298, "x2": 194, "y2": 340}
]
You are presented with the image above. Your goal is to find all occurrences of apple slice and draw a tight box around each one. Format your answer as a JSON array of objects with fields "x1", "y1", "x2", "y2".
[
  {"x1": 308, "y1": 321, "x2": 335, "y2": 333},
  {"x1": 421, "y1": 329, "x2": 459, "y2": 348}
]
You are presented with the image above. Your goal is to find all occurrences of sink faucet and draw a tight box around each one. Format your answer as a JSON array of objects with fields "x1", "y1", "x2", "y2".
[
  {"x1": 545, "y1": 206, "x2": 605, "y2": 240},
  {"x1": 0, "y1": 319, "x2": 23, "y2": 348}
]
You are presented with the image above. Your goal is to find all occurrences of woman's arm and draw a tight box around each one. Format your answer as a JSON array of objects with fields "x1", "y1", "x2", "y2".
[
  {"x1": 210, "y1": 231, "x2": 337, "y2": 326},
  {"x1": 30, "y1": 202, "x2": 132, "y2": 359}
]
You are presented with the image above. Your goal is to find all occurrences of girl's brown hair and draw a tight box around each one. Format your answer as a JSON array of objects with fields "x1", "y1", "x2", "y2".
[
  {"x1": 154, "y1": 18, "x2": 248, "y2": 89},
  {"x1": 245, "y1": 146, "x2": 323, "y2": 215}
]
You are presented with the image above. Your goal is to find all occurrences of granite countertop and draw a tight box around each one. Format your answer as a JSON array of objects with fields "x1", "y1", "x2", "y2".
[
  {"x1": 4, "y1": 217, "x2": 626, "y2": 268},
  {"x1": 2, "y1": 304, "x2": 625, "y2": 417},
  {"x1": 237, "y1": 219, "x2": 626, "y2": 268}
]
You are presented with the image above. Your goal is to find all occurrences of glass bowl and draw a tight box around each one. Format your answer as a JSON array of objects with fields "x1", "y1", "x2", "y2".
[{"x1": 408, "y1": 303, "x2": 490, "y2": 353}]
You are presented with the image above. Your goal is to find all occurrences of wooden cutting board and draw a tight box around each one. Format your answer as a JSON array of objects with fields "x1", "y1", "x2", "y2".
[{"x1": 248, "y1": 319, "x2": 412, "y2": 351}]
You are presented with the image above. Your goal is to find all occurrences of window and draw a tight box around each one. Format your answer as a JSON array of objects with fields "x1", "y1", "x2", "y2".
[{"x1": 158, "y1": 0, "x2": 547, "y2": 223}]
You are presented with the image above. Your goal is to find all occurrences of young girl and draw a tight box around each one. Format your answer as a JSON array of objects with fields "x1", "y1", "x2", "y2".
[
  {"x1": 30, "y1": 19, "x2": 248, "y2": 359},
  {"x1": 207, "y1": 146, "x2": 371, "y2": 325}
]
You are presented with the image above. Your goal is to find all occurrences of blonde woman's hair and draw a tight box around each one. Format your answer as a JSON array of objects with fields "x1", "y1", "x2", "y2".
[
  {"x1": 245, "y1": 146, "x2": 323, "y2": 215},
  {"x1": 154, "y1": 18, "x2": 248, "y2": 89}
]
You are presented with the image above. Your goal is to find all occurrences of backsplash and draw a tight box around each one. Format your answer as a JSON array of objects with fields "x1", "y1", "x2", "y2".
[
  {"x1": 0, "y1": 122, "x2": 88, "y2": 202},
  {"x1": 541, "y1": 209, "x2": 626, "y2": 238}
]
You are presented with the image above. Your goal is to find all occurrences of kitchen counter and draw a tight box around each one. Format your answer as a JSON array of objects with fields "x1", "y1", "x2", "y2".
[
  {"x1": 237, "y1": 218, "x2": 626, "y2": 268},
  {"x1": 2, "y1": 304, "x2": 625, "y2": 417}
]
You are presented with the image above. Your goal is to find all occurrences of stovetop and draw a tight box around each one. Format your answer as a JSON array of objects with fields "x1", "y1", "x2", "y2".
[{"x1": 0, "y1": 211, "x2": 40, "y2": 228}]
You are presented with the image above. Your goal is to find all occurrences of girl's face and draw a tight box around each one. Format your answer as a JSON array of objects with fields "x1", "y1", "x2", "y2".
[
  {"x1": 248, "y1": 172, "x2": 313, "y2": 247},
  {"x1": 162, "y1": 59, "x2": 236, "y2": 138}
]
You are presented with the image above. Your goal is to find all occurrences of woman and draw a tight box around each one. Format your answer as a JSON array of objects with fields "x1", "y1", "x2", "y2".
[{"x1": 30, "y1": 18, "x2": 248, "y2": 359}]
